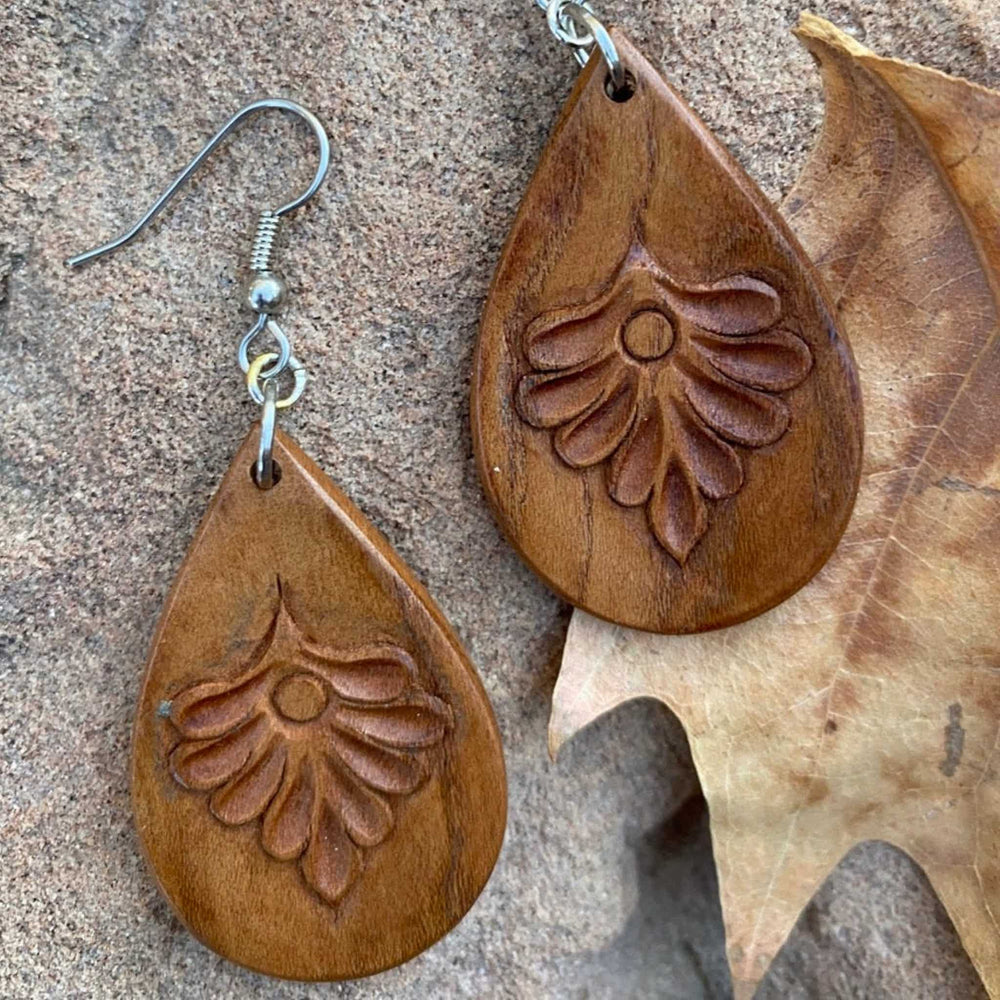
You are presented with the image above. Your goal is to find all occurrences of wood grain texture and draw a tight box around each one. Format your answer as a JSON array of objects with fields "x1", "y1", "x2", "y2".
[
  {"x1": 131, "y1": 426, "x2": 506, "y2": 981},
  {"x1": 472, "y1": 28, "x2": 864, "y2": 634}
]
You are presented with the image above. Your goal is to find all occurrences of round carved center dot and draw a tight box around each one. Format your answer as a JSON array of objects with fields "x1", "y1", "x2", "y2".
[
  {"x1": 272, "y1": 672, "x2": 328, "y2": 722},
  {"x1": 622, "y1": 310, "x2": 675, "y2": 361}
]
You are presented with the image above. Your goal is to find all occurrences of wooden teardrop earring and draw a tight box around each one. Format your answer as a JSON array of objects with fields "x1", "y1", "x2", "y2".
[
  {"x1": 472, "y1": 2, "x2": 864, "y2": 634},
  {"x1": 66, "y1": 100, "x2": 506, "y2": 981}
]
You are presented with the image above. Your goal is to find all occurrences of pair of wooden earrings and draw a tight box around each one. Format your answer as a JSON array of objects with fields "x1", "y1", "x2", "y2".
[{"x1": 67, "y1": 0, "x2": 862, "y2": 984}]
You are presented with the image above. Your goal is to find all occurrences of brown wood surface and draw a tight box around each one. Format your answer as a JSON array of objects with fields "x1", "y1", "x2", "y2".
[
  {"x1": 131, "y1": 426, "x2": 506, "y2": 981},
  {"x1": 472, "y1": 29, "x2": 864, "y2": 634}
]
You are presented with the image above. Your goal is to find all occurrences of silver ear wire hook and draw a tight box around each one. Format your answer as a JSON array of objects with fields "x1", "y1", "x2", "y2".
[
  {"x1": 64, "y1": 98, "x2": 330, "y2": 268},
  {"x1": 65, "y1": 98, "x2": 331, "y2": 491}
]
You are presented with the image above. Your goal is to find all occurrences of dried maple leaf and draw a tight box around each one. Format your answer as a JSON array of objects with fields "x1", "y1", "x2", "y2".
[{"x1": 550, "y1": 13, "x2": 1000, "y2": 998}]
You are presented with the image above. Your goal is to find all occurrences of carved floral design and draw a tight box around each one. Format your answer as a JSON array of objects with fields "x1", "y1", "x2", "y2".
[
  {"x1": 516, "y1": 245, "x2": 814, "y2": 563},
  {"x1": 166, "y1": 587, "x2": 452, "y2": 907}
]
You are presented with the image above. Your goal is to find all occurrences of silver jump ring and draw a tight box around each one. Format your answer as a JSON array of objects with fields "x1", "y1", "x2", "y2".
[
  {"x1": 545, "y1": 0, "x2": 596, "y2": 48},
  {"x1": 238, "y1": 315, "x2": 291, "y2": 379},
  {"x1": 255, "y1": 379, "x2": 278, "y2": 490},
  {"x1": 246, "y1": 351, "x2": 307, "y2": 408},
  {"x1": 562, "y1": 5, "x2": 625, "y2": 90}
]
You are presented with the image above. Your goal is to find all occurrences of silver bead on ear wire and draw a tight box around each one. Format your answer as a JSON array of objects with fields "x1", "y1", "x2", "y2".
[
  {"x1": 246, "y1": 210, "x2": 287, "y2": 313},
  {"x1": 247, "y1": 272, "x2": 287, "y2": 314}
]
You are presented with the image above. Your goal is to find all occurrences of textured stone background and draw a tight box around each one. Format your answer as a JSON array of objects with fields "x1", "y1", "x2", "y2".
[{"x1": 2, "y1": 1, "x2": 998, "y2": 997}]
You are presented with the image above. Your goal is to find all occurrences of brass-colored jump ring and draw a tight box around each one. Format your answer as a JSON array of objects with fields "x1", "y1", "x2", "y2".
[{"x1": 246, "y1": 351, "x2": 307, "y2": 408}]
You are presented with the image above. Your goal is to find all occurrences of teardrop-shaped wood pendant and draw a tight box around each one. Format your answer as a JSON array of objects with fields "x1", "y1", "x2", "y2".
[
  {"x1": 472, "y1": 29, "x2": 863, "y2": 634},
  {"x1": 131, "y1": 427, "x2": 506, "y2": 980}
]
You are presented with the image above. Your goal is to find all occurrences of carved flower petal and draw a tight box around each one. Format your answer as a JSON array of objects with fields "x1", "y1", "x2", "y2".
[
  {"x1": 300, "y1": 643, "x2": 414, "y2": 704},
  {"x1": 669, "y1": 275, "x2": 781, "y2": 335},
  {"x1": 331, "y1": 693, "x2": 451, "y2": 750},
  {"x1": 170, "y1": 671, "x2": 271, "y2": 741},
  {"x1": 607, "y1": 398, "x2": 664, "y2": 507},
  {"x1": 209, "y1": 739, "x2": 287, "y2": 826},
  {"x1": 327, "y1": 727, "x2": 428, "y2": 795},
  {"x1": 170, "y1": 714, "x2": 270, "y2": 792},
  {"x1": 683, "y1": 369, "x2": 791, "y2": 447},
  {"x1": 554, "y1": 369, "x2": 639, "y2": 468},
  {"x1": 676, "y1": 408, "x2": 744, "y2": 500},
  {"x1": 301, "y1": 800, "x2": 359, "y2": 907},
  {"x1": 648, "y1": 455, "x2": 708, "y2": 564},
  {"x1": 516, "y1": 356, "x2": 617, "y2": 429},
  {"x1": 692, "y1": 329, "x2": 813, "y2": 391},
  {"x1": 262, "y1": 756, "x2": 315, "y2": 861},
  {"x1": 321, "y1": 757, "x2": 394, "y2": 848},
  {"x1": 525, "y1": 285, "x2": 623, "y2": 370}
]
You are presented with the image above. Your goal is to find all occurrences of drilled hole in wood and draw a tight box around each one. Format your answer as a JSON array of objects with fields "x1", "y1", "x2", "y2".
[
  {"x1": 250, "y1": 460, "x2": 283, "y2": 488},
  {"x1": 605, "y1": 69, "x2": 636, "y2": 103}
]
